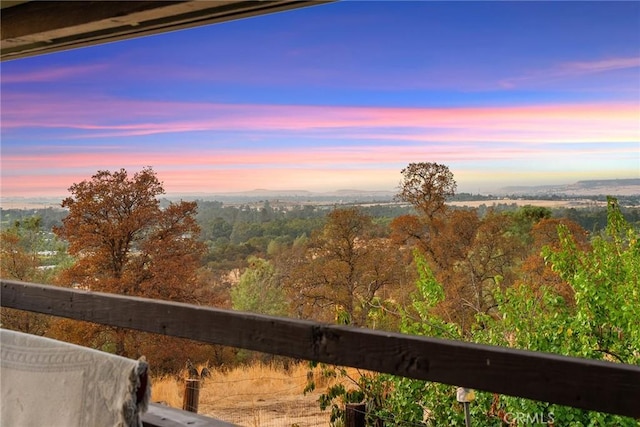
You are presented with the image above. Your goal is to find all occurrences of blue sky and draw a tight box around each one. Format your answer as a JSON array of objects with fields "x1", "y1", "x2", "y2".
[{"x1": 2, "y1": 1, "x2": 639, "y2": 197}]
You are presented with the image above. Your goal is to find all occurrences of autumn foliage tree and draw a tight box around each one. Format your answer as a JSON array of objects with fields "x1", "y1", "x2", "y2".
[
  {"x1": 52, "y1": 167, "x2": 207, "y2": 364},
  {"x1": 0, "y1": 219, "x2": 42, "y2": 282},
  {"x1": 392, "y1": 161, "x2": 461, "y2": 274},
  {"x1": 433, "y1": 210, "x2": 525, "y2": 329},
  {"x1": 0, "y1": 217, "x2": 54, "y2": 336},
  {"x1": 393, "y1": 163, "x2": 535, "y2": 330},
  {"x1": 520, "y1": 217, "x2": 590, "y2": 304},
  {"x1": 283, "y1": 208, "x2": 406, "y2": 326},
  {"x1": 54, "y1": 167, "x2": 205, "y2": 298},
  {"x1": 396, "y1": 162, "x2": 457, "y2": 221}
]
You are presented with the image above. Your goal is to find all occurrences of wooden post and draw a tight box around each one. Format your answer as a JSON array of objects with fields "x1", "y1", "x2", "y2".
[
  {"x1": 345, "y1": 402, "x2": 366, "y2": 427},
  {"x1": 182, "y1": 379, "x2": 201, "y2": 413}
]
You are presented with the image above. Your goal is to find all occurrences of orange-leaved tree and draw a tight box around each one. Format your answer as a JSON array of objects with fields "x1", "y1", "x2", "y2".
[
  {"x1": 396, "y1": 162, "x2": 457, "y2": 222},
  {"x1": 283, "y1": 207, "x2": 408, "y2": 327},
  {"x1": 392, "y1": 161, "x2": 461, "y2": 279},
  {"x1": 52, "y1": 167, "x2": 207, "y2": 363},
  {"x1": 393, "y1": 163, "x2": 529, "y2": 331},
  {"x1": 0, "y1": 217, "x2": 54, "y2": 336}
]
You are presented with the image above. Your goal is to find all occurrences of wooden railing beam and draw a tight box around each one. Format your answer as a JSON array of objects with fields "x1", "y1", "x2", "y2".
[
  {"x1": 143, "y1": 403, "x2": 235, "y2": 427},
  {"x1": 2, "y1": 280, "x2": 639, "y2": 418}
]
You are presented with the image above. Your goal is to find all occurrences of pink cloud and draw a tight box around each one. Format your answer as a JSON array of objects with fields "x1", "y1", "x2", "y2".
[
  {"x1": 5, "y1": 142, "x2": 635, "y2": 199},
  {"x1": 2, "y1": 94, "x2": 637, "y2": 143},
  {"x1": 3, "y1": 93, "x2": 638, "y2": 198},
  {"x1": 3, "y1": 140, "x2": 636, "y2": 198},
  {"x1": 127, "y1": 164, "x2": 418, "y2": 194},
  {"x1": 2, "y1": 137, "x2": 633, "y2": 178}
]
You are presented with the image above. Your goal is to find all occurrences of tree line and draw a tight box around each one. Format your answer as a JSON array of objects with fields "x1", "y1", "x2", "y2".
[{"x1": 1, "y1": 164, "x2": 638, "y2": 425}]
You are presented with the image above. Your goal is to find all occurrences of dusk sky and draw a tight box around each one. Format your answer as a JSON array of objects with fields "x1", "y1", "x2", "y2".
[{"x1": 1, "y1": 1, "x2": 639, "y2": 199}]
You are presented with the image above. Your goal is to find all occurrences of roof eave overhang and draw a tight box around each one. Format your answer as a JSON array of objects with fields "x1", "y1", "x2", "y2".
[{"x1": 1, "y1": 1, "x2": 332, "y2": 61}]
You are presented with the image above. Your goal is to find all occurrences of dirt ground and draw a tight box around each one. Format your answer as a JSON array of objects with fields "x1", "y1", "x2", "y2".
[
  {"x1": 152, "y1": 363, "x2": 339, "y2": 427},
  {"x1": 200, "y1": 391, "x2": 331, "y2": 427}
]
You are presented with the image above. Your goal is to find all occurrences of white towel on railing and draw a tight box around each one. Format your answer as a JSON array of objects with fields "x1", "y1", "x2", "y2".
[{"x1": 0, "y1": 328, "x2": 149, "y2": 427}]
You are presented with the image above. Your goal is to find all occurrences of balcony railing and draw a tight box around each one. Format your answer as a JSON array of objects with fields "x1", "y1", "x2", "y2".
[{"x1": 2, "y1": 279, "x2": 639, "y2": 424}]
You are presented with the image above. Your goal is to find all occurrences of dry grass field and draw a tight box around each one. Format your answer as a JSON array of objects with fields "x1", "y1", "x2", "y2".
[{"x1": 151, "y1": 362, "x2": 356, "y2": 426}]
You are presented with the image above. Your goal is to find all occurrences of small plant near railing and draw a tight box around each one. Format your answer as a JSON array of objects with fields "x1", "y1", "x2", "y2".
[{"x1": 304, "y1": 362, "x2": 391, "y2": 427}]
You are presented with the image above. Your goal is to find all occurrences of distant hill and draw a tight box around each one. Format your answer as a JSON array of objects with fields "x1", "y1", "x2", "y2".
[
  {"x1": 233, "y1": 188, "x2": 395, "y2": 198},
  {"x1": 162, "y1": 189, "x2": 397, "y2": 204},
  {"x1": 3, "y1": 179, "x2": 638, "y2": 209},
  {"x1": 498, "y1": 179, "x2": 640, "y2": 196},
  {"x1": 232, "y1": 189, "x2": 314, "y2": 197}
]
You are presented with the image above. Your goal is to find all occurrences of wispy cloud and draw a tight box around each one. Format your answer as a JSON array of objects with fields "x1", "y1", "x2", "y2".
[
  {"x1": 0, "y1": 63, "x2": 109, "y2": 84},
  {"x1": 2, "y1": 137, "x2": 635, "y2": 180},
  {"x1": 500, "y1": 56, "x2": 640, "y2": 89},
  {"x1": 561, "y1": 57, "x2": 640, "y2": 73},
  {"x1": 3, "y1": 94, "x2": 637, "y2": 143}
]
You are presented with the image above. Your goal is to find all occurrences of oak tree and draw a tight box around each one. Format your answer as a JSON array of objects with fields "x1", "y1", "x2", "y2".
[
  {"x1": 396, "y1": 162, "x2": 457, "y2": 221},
  {"x1": 437, "y1": 210, "x2": 524, "y2": 329},
  {"x1": 53, "y1": 167, "x2": 207, "y2": 359},
  {"x1": 284, "y1": 208, "x2": 406, "y2": 326}
]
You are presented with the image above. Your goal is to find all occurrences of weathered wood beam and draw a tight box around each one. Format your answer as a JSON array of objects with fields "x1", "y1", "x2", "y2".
[
  {"x1": 1, "y1": 1, "x2": 332, "y2": 61},
  {"x1": 142, "y1": 403, "x2": 236, "y2": 427},
  {"x1": 2, "y1": 280, "x2": 640, "y2": 418}
]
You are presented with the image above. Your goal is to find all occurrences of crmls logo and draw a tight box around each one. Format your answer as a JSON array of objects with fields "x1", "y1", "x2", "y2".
[{"x1": 503, "y1": 412, "x2": 555, "y2": 425}]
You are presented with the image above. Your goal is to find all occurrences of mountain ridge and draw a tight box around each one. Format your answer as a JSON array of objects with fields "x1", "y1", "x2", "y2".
[{"x1": 497, "y1": 178, "x2": 639, "y2": 196}]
